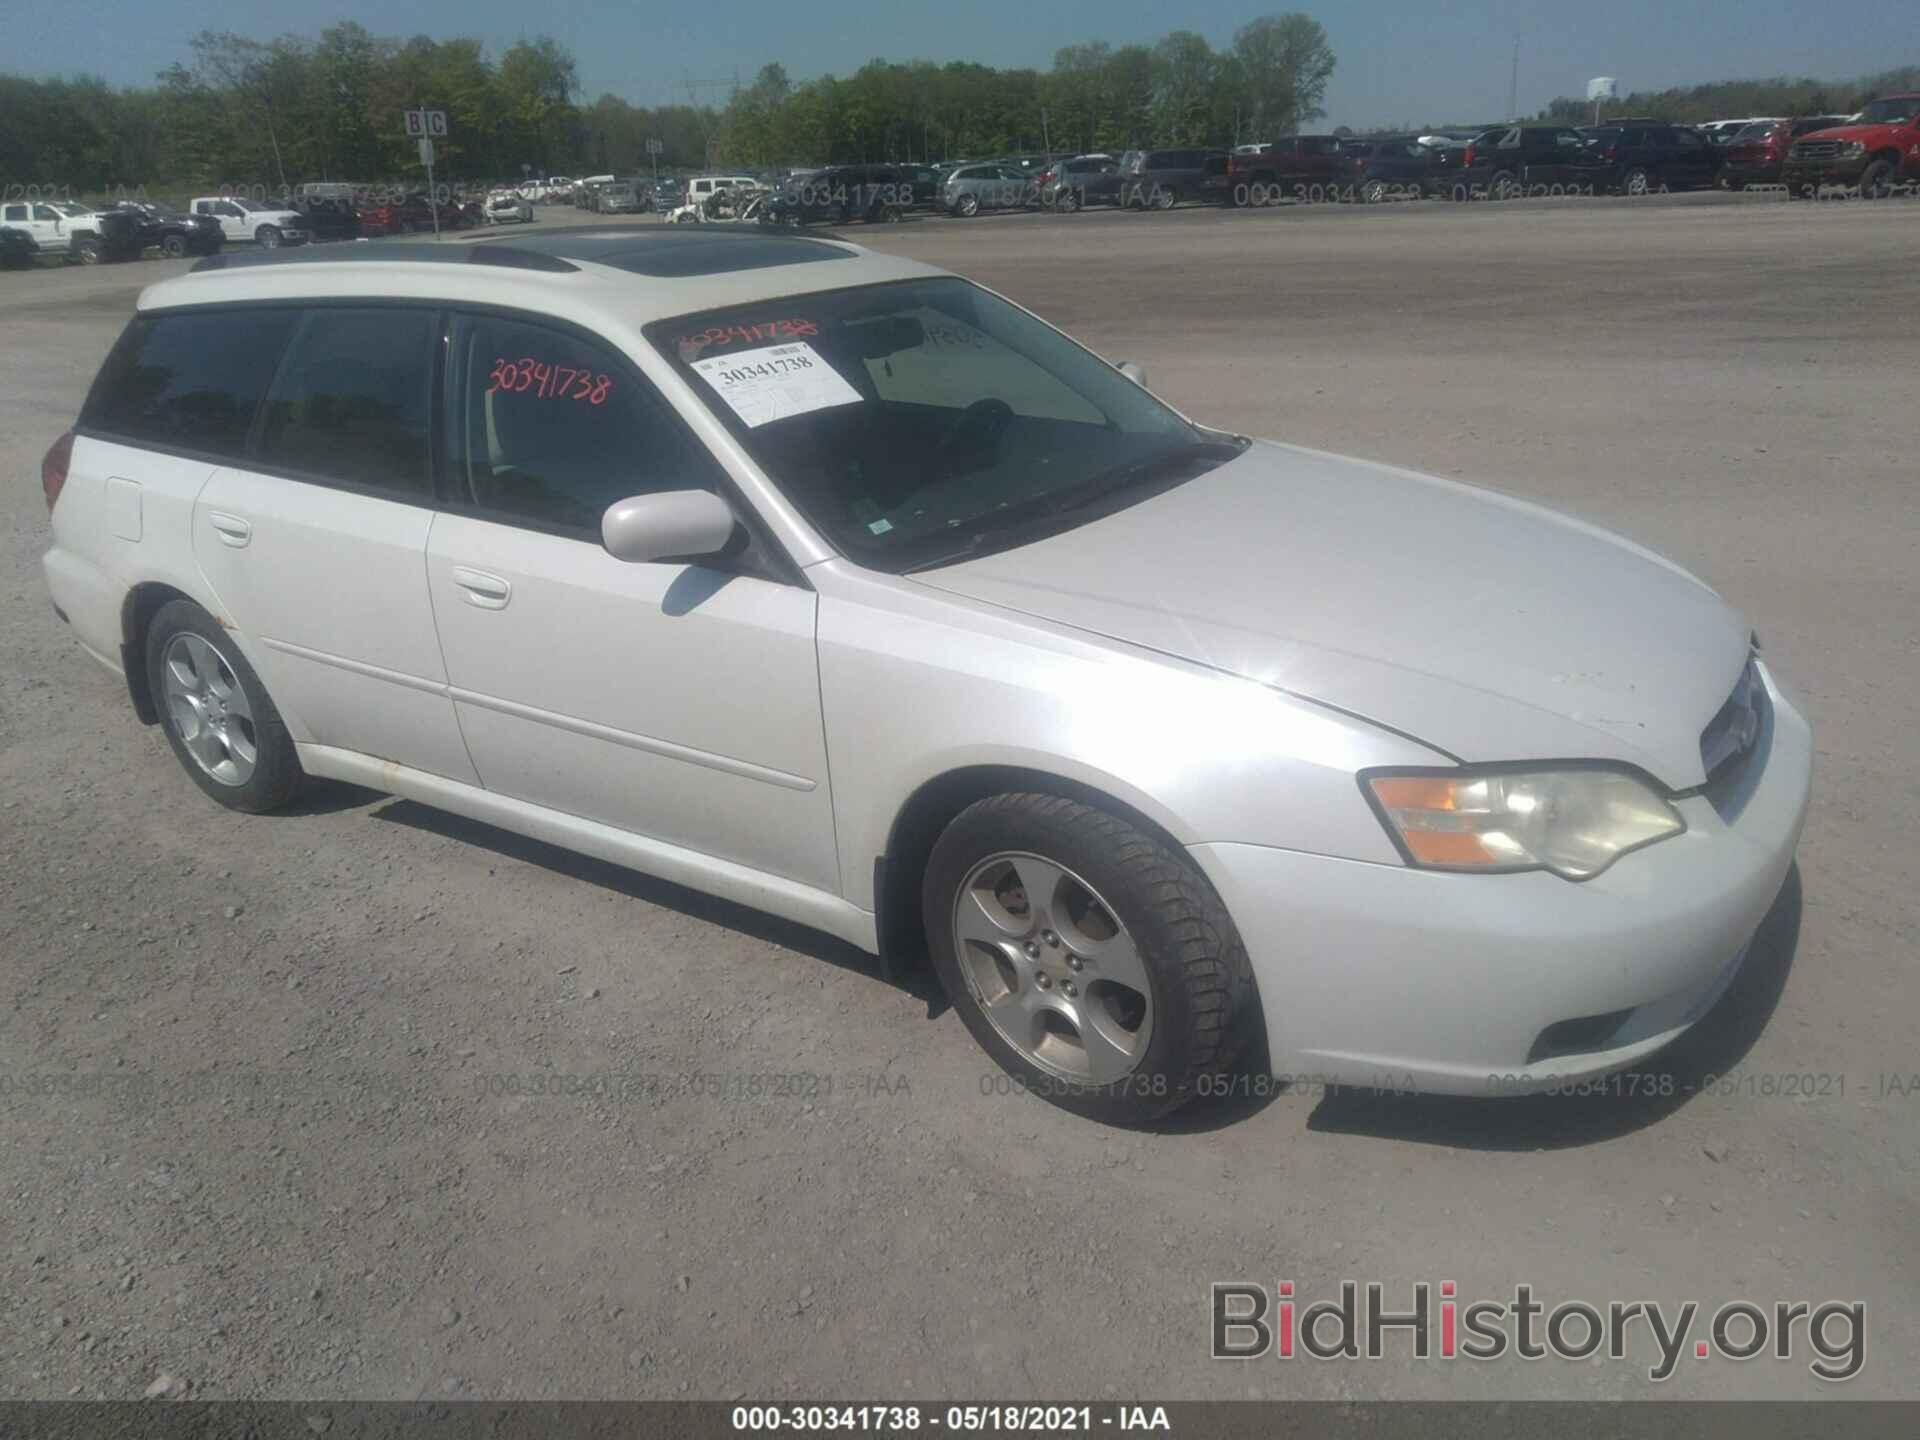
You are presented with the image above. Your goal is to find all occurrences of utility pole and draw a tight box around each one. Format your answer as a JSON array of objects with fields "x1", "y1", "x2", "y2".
[{"x1": 1508, "y1": 36, "x2": 1520, "y2": 122}]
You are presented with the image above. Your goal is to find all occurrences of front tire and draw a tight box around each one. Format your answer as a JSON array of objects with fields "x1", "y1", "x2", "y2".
[
  {"x1": 255, "y1": 224, "x2": 282, "y2": 248},
  {"x1": 1858, "y1": 158, "x2": 1895, "y2": 198},
  {"x1": 923, "y1": 793, "x2": 1256, "y2": 1124},
  {"x1": 145, "y1": 600, "x2": 302, "y2": 813},
  {"x1": 161, "y1": 233, "x2": 188, "y2": 258},
  {"x1": 1150, "y1": 184, "x2": 1177, "y2": 211}
]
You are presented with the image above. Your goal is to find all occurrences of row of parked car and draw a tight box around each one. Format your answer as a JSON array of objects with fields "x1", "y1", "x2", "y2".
[
  {"x1": 739, "y1": 94, "x2": 1920, "y2": 227},
  {"x1": 0, "y1": 184, "x2": 553, "y2": 269}
]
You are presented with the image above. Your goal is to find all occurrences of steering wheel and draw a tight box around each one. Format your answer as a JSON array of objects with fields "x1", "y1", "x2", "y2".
[{"x1": 941, "y1": 398, "x2": 1015, "y2": 461}]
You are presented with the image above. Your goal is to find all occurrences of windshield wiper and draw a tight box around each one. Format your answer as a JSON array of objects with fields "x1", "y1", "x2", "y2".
[
  {"x1": 1040, "y1": 438, "x2": 1245, "y2": 518},
  {"x1": 901, "y1": 438, "x2": 1246, "y2": 574}
]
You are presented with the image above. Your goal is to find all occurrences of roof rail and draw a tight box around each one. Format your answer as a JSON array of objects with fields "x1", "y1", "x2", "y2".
[{"x1": 190, "y1": 243, "x2": 578, "y2": 275}]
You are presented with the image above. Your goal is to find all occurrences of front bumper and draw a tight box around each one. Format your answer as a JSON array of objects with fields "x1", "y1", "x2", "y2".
[
  {"x1": 1189, "y1": 660, "x2": 1811, "y2": 1096},
  {"x1": 1782, "y1": 158, "x2": 1868, "y2": 187}
]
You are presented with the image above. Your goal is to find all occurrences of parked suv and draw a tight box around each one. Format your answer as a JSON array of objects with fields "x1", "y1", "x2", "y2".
[
  {"x1": 1034, "y1": 155, "x2": 1116, "y2": 210},
  {"x1": 1782, "y1": 95, "x2": 1920, "y2": 196},
  {"x1": 766, "y1": 166, "x2": 906, "y2": 225},
  {"x1": 39, "y1": 228, "x2": 1809, "y2": 1125},
  {"x1": 939, "y1": 163, "x2": 1032, "y2": 216},
  {"x1": 1579, "y1": 123, "x2": 1722, "y2": 194},
  {"x1": 1719, "y1": 116, "x2": 1852, "y2": 189},
  {"x1": 1113, "y1": 148, "x2": 1228, "y2": 210},
  {"x1": 1463, "y1": 126, "x2": 1609, "y2": 196},
  {"x1": 1351, "y1": 139, "x2": 1441, "y2": 201}
]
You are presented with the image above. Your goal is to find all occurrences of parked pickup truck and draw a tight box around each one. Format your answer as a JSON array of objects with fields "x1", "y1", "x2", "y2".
[
  {"x1": 0, "y1": 201, "x2": 142, "y2": 262},
  {"x1": 188, "y1": 196, "x2": 310, "y2": 248},
  {"x1": 1227, "y1": 135, "x2": 1348, "y2": 203},
  {"x1": 1781, "y1": 95, "x2": 1920, "y2": 196},
  {"x1": 109, "y1": 202, "x2": 225, "y2": 257}
]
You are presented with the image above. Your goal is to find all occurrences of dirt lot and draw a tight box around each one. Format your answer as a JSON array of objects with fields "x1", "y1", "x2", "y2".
[{"x1": 2, "y1": 194, "x2": 1916, "y2": 1402}]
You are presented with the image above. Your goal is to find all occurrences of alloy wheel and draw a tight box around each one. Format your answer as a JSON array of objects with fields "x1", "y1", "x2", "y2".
[
  {"x1": 161, "y1": 632, "x2": 258, "y2": 787},
  {"x1": 951, "y1": 851, "x2": 1155, "y2": 1085}
]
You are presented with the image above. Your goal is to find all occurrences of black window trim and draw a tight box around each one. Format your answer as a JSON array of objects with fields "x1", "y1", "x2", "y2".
[
  {"x1": 438, "y1": 302, "x2": 807, "y2": 588},
  {"x1": 73, "y1": 297, "x2": 809, "y2": 589}
]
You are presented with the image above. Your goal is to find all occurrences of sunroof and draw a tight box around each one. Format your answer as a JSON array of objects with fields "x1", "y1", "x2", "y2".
[{"x1": 474, "y1": 228, "x2": 856, "y2": 277}]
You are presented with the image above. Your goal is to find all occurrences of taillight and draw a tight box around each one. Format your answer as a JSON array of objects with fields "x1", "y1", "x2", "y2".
[
  {"x1": 1463, "y1": 144, "x2": 1476, "y2": 166},
  {"x1": 42, "y1": 430, "x2": 74, "y2": 512},
  {"x1": 1605, "y1": 145, "x2": 1618, "y2": 162}
]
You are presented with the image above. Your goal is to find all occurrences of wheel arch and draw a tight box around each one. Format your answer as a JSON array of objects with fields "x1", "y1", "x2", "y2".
[
  {"x1": 121, "y1": 581, "x2": 202, "y2": 724},
  {"x1": 873, "y1": 763, "x2": 1197, "y2": 975}
]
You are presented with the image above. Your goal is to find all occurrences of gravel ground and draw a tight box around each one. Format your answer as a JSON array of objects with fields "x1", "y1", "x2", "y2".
[{"x1": 1, "y1": 192, "x2": 1916, "y2": 1402}]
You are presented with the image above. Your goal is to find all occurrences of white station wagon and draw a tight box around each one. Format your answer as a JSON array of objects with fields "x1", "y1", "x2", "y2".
[{"x1": 40, "y1": 230, "x2": 1810, "y2": 1123}]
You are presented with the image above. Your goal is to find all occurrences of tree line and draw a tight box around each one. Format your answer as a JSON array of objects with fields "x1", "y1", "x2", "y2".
[
  {"x1": 0, "y1": 16, "x2": 1335, "y2": 195},
  {"x1": 1537, "y1": 65, "x2": 1920, "y2": 126},
  {"x1": 3, "y1": 20, "x2": 1912, "y2": 199}
]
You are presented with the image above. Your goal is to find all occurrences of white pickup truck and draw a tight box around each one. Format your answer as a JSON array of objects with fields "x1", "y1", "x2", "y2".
[
  {"x1": 0, "y1": 200, "x2": 86, "y2": 258},
  {"x1": 188, "y1": 196, "x2": 310, "y2": 248}
]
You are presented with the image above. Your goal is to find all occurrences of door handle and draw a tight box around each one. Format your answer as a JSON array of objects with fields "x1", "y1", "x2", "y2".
[
  {"x1": 449, "y1": 566, "x2": 512, "y2": 609},
  {"x1": 207, "y1": 511, "x2": 251, "y2": 547}
]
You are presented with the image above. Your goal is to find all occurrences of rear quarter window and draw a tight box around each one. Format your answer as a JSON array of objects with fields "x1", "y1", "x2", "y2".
[{"x1": 82, "y1": 308, "x2": 298, "y2": 459}]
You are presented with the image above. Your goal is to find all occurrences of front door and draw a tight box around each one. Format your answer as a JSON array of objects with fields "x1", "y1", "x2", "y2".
[{"x1": 425, "y1": 309, "x2": 839, "y2": 892}]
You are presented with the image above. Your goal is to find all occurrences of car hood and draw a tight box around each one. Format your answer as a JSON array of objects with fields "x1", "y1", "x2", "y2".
[
  {"x1": 909, "y1": 440, "x2": 1750, "y2": 788},
  {"x1": 1798, "y1": 122, "x2": 1907, "y2": 146}
]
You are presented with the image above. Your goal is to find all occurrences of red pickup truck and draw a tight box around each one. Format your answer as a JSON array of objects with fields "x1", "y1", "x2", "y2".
[
  {"x1": 1780, "y1": 94, "x2": 1920, "y2": 195},
  {"x1": 1226, "y1": 136, "x2": 1350, "y2": 204}
]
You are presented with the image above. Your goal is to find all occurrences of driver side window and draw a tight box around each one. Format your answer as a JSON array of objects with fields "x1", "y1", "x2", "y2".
[{"x1": 449, "y1": 313, "x2": 724, "y2": 535}]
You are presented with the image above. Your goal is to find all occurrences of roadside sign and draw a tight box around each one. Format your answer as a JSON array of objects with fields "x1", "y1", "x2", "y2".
[{"x1": 403, "y1": 109, "x2": 449, "y2": 137}]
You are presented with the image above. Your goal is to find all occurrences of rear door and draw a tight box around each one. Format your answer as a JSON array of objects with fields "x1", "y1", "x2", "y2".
[
  {"x1": 1667, "y1": 127, "x2": 1716, "y2": 187},
  {"x1": 425, "y1": 309, "x2": 838, "y2": 890},
  {"x1": 191, "y1": 304, "x2": 477, "y2": 782}
]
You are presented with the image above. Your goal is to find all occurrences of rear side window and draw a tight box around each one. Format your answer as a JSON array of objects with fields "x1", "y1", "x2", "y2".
[
  {"x1": 256, "y1": 307, "x2": 437, "y2": 497},
  {"x1": 83, "y1": 308, "x2": 297, "y2": 458},
  {"x1": 448, "y1": 312, "x2": 723, "y2": 534}
]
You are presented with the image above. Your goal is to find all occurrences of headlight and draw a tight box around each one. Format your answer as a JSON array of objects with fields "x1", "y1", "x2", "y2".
[
  {"x1": 1363, "y1": 766, "x2": 1685, "y2": 880},
  {"x1": 1838, "y1": 141, "x2": 1866, "y2": 158}
]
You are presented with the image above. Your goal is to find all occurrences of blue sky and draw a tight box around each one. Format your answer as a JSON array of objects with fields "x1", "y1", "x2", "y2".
[{"x1": 13, "y1": 0, "x2": 1916, "y2": 127}]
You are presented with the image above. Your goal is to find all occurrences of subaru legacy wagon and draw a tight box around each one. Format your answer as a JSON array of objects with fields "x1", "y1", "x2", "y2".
[{"x1": 39, "y1": 229, "x2": 1810, "y2": 1123}]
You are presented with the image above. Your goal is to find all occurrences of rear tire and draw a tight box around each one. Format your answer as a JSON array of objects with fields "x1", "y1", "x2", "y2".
[
  {"x1": 161, "y1": 233, "x2": 187, "y2": 257},
  {"x1": 145, "y1": 600, "x2": 303, "y2": 813},
  {"x1": 1151, "y1": 184, "x2": 1177, "y2": 211},
  {"x1": 955, "y1": 193, "x2": 980, "y2": 217},
  {"x1": 256, "y1": 224, "x2": 282, "y2": 248},
  {"x1": 74, "y1": 237, "x2": 102, "y2": 264},
  {"x1": 923, "y1": 792, "x2": 1258, "y2": 1125},
  {"x1": 1622, "y1": 167, "x2": 1652, "y2": 197}
]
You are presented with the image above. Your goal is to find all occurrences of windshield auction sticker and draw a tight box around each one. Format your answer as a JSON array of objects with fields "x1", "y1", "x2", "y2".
[{"x1": 689, "y1": 341, "x2": 861, "y2": 428}]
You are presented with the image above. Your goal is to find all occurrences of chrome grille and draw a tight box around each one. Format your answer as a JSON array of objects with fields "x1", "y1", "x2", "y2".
[{"x1": 1790, "y1": 141, "x2": 1844, "y2": 161}]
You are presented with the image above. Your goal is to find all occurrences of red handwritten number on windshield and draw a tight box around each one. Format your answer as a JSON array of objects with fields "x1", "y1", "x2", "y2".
[
  {"x1": 676, "y1": 318, "x2": 819, "y2": 352},
  {"x1": 487, "y1": 357, "x2": 611, "y2": 405}
]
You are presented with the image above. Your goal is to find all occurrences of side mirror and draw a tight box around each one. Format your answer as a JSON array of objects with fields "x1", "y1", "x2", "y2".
[
  {"x1": 1116, "y1": 360, "x2": 1148, "y2": 387},
  {"x1": 601, "y1": 490, "x2": 737, "y2": 564}
]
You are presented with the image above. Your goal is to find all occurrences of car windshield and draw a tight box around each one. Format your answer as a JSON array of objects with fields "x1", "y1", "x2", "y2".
[
  {"x1": 1856, "y1": 97, "x2": 1920, "y2": 124},
  {"x1": 650, "y1": 277, "x2": 1243, "y2": 573},
  {"x1": 1731, "y1": 122, "x2": 1778, "y2": 141}
]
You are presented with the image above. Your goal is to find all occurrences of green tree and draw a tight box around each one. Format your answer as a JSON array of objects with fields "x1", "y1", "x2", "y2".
[{"x1": 1231, "y1": 13, "x2": 1336, "y2": 138}]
